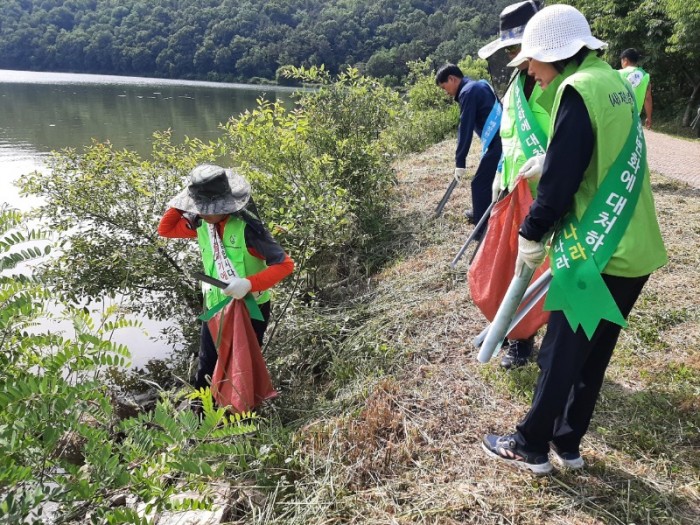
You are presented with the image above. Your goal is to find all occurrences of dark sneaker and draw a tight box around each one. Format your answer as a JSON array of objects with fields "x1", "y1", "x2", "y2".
[
  {"x1": 465, "y1": 209, "x2": 475, "y2": 224},
  {"x1": 550, "y1": 443, "x2": 585, "y2": 469},
  {"x1": 500, "y1": 337, "x2": 534, "y2": 369},
  {"x1": 482, "y1": 434, "x2": 553, "y2": 475}
]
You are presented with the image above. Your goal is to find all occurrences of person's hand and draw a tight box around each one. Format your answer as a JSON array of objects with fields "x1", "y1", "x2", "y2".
[
  {"x1": 514, "y1": 235, "x2": 546, "y2": 277},
  {"x1": 223, "y1": 277, "x2": 252, "y2": 299},
  {"x1": 492, "y1": 173, "x2": 504, "y2": 202},
  {"x1": 645, "y1": 116, "x2": 652, "y2": 130},
  {"x1": 454, "y1": 167, "x2": 467, "y2": 181},
  {"x1": 518, "y1": 154, "x2": 546, "y2": 181}
]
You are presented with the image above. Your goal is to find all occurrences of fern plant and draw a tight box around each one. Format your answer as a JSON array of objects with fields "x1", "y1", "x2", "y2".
[{"x1": 0, "y1": 207, "x2": 259, "y2": 524}]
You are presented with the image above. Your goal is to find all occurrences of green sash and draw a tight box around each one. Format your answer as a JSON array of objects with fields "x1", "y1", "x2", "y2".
[
  {"x1": 544, "y1": 115, "x2": 646, "y2": 338},
  {"x1": 512, "y1": 77, "x2": 547, "y2": 159}
]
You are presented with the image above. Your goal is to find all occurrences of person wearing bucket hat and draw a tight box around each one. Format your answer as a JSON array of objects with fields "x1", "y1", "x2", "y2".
[
  {"x1": 481, "y1": 4, "x2": 667, "y2": 474},
  {"x1": 158, "y1": 164, "x2": 294, "y2": 392},
  {"x1": 479, "y1": 0, "x2": 546, "y2": 370},
  {"x1": 618, "y1": 48, "x2": 653, "y2": 129},
  {"x1": 477, "y1": 0, "x2": 542, "y2": 61},
  {"x1": 435, "y1": 63, "x2": 502, "y2": 228}
]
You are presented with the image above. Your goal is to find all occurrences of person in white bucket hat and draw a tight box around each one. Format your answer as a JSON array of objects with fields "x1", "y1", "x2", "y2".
[
  {"x1": 479, "y1": 0, "x2": 545, "y2": 371},
  {"x1": 481, "y1": 4, "x2": 667, "y2": 474},
  {"x1": 158, "y1": 164, "x2": 294, "y2": 397}
]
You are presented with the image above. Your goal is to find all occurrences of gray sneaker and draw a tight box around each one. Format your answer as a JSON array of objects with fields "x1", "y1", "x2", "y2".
[
  {"x1": 550, "y1": 444, "x2": 585, "y2": 469},
  {"x1": 482, "y1": 434, "x2": 553, "y2": 475}
]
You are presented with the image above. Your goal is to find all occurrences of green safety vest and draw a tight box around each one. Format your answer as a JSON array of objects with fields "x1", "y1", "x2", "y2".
[
  {"x1": 549, "y1": 54, "x2": 667, "y2": 279},
  {"x1": 499, "y1": 72, "x2": 552, "y2": 194},
  {"x1": 619, "y1": 66, "x2": 650, "y2": 115},
  {"x1": 196, "y1": 216, "x2": 271, "y2": 310}
]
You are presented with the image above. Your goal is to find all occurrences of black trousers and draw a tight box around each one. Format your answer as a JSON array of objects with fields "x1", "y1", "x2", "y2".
[
  {"x1": 514, "y1": 274, "x2": 649, "y2": 453},
  {"x1": 471, "y1": 137, "x2": 502, "y2": 224},
  {"x1": 194, "y1": 301, "x2": 271, "y2": 390}
]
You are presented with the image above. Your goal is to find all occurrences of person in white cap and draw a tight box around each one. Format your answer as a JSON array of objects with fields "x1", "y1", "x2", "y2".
[
  {"x1": 481, "y1": 4, "x2": 666, "y2": 474},
  {"x1": 478, "y1": 0, "x2": 545, "y2": 370},
  {"x1": 158, "y1": 164, "x2": 294, "y2": 393}
]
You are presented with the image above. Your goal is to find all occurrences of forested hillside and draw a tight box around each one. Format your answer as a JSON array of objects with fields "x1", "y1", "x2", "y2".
[
  {"x1": 0, "y1": 0, "x2": 508, "y2": 84},
  {"x1": 1, "y1": 0, "x2": 698, "y2": 122}
]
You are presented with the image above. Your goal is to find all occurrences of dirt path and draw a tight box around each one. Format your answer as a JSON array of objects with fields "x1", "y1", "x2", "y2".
[{"x1": 645, "y1": 129, "x2": 700, "y2": 188}]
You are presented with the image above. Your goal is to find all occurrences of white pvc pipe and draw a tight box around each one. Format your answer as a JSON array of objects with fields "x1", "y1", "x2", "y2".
[
  {"x1": 472, "y1": 269, "x2": 551, "y2": 349},
  {"x1": 477, "y1": 265, "x2": 536, "y2": 363}
]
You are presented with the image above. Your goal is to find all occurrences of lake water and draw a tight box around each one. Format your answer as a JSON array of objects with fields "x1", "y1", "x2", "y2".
[{"x1": 0, "y1": 69, "x2": 295, "y2": 367}]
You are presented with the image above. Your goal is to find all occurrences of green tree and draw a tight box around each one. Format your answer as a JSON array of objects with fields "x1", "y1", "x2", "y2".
[
  {"x1": 570, "y1": 0, "x2": 700, "y2": 127},
  {"x1": 664, "y1": 0, "x2": 700, "y2": 124},
  {"x1": 457, "y1": 55, "x2": 490, "y2": 81},
  {"x1": 0, "y1": 0, "x2": 509, "y2": 86},
  {"x1": 222, "y1": 66, "x2": 403, "y2": 285}
]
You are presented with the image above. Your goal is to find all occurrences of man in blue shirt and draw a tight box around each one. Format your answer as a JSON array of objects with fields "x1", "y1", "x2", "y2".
[{"x1": 436, "y1": 64, "x2": 502, "y2": 226}]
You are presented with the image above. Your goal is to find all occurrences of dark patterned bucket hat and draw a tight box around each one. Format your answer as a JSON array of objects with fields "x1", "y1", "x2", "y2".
[
  {"x1": 478, "y1": 1, "x2": 542, "y2": 59},
  {"x1": 168, "y1": 164, "x2": 251, "y2": 215}
]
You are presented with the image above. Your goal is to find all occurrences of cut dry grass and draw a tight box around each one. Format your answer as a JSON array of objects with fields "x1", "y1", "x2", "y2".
[{"x1": 255, "y1": 138, "x2": 699, "y2": 525}]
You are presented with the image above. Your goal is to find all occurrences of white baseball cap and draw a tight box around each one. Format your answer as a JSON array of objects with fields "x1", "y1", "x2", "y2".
[{"x1": 507, "y1": 4, "x2": 607, "y2": 67}]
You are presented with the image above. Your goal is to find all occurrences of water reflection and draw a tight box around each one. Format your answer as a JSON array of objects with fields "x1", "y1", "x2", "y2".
[
  {"x1": 0, "y1": 70, "x2": 296, "y2": 367},
  {"x1": 0, "y1": 70, "x2": 294, "y2": 158}
]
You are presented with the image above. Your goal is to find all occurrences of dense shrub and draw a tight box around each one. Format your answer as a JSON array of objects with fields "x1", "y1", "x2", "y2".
[
  {"x1": 0, "y1": 207, "x2": 262, "y2": 523},
  {"x1": 223, "y1": 66, "x2": 403, "y2": 290}
]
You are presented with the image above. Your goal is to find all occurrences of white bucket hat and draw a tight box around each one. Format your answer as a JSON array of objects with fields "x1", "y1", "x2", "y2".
[
  {"x1": 507, "y1": 4, "x2": 607, "y2": 67},
  {"x1": 478, "y1": 1, "x2": 541, "y2": 60}
]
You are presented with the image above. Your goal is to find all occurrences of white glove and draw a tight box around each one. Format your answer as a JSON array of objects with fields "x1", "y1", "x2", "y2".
[
  {"x1": 518, "y1": 154, "x2": 546, "y2": 181},
  {"x1": 492, "y1": 173, "x2": 505, "y2": 202},
  {"x1": 454, "y1": 167, "x2": 467, "y2": 182},
  {"x1": 514, "y1": 235, "x2": 546, "y2": 277},
  {"x1": 223, "y1": 277, "x2": 252, "y2": 299}
]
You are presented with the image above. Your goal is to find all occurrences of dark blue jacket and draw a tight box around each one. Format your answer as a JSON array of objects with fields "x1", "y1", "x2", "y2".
[{"x1": 454, "y1": 77, "x2": 502, "y2": 169}]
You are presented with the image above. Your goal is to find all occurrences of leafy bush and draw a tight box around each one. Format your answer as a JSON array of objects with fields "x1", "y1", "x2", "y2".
[
  {"x1": 287, "y1": 66, "x2": 401, "y2": 241},
  {"x1": 0, "y1": 207, "x2": 261, "y2": 523},
  {"x1": 17, "y1": 133, "x2": 225, "y2": 351},
  {"x1": 404, "y1": 59, "x2": 448, "y2": 112},
  {"x1": 224, "y1": 66, "x2": 403, "y2": 290},
  {"x1": 385, "y1": 59, "x2": 459, "y2": 154},
  {"x1": 457, "y1": 55, "x2": 490, "y2": 82}
]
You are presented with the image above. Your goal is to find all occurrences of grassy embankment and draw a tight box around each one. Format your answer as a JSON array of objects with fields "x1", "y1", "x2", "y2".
[{"x1": 254, "y1": 137, "x2": 699, "y2": 524}]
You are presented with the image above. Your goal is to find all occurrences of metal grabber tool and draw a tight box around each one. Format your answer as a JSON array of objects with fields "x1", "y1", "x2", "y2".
[
  {"x1": 435, "y1": 172, "x2": 461, "y2": 217},
  {"x1": 450, "y1": 189, "x2": 507, "y2": 268}
]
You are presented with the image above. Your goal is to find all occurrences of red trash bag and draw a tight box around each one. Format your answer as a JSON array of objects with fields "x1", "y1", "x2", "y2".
[
  {"x1": 467, "y1": 177, "x2": 549, "y2": 340},
  {"x1": 208, "y1": 299, "x2": 277, "y2": 413}
]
